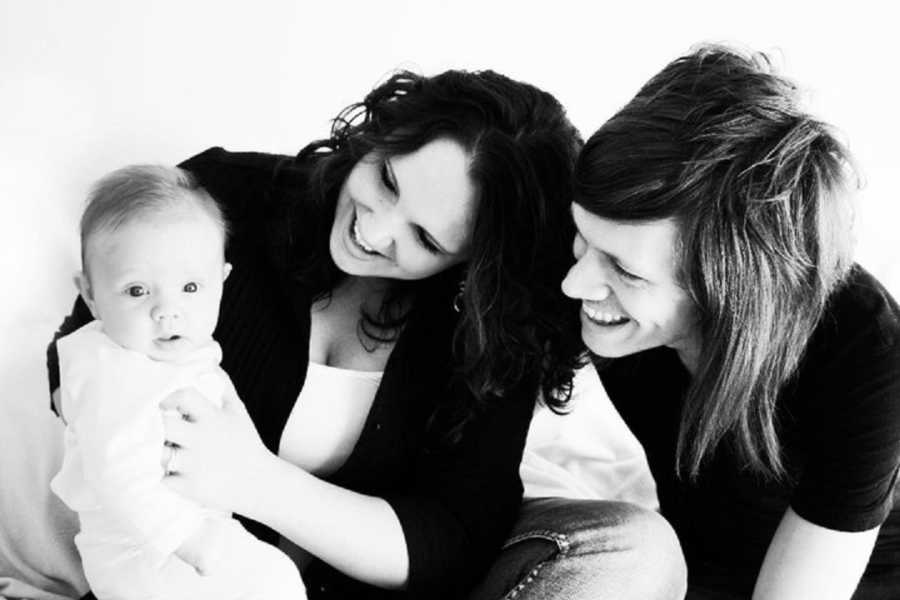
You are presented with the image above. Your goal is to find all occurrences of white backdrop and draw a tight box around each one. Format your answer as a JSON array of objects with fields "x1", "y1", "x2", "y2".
[
  {"x1": 0, "y1": 1, "x2": 898, "y2": 595},
  {"x1": 2, "y1": 0, "x2": 898, "y2": 340}
]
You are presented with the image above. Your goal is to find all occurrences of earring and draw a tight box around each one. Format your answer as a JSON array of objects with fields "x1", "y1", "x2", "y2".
[{"x1": 452, "y1": 279, "x2": 466, "y2": 313}]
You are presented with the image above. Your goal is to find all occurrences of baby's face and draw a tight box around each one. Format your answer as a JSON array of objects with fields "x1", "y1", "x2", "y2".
[{"x1": 80, "y1": 207, "x2": 231, "y2": 362}]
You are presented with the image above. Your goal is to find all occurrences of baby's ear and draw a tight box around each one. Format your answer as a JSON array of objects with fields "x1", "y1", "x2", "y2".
[
  {"x1": 74, "y1": 272, "x2": 100, "y2": 320},
  {"x1": 222, "y1": 262, "x2": 233, "y2": 281}
]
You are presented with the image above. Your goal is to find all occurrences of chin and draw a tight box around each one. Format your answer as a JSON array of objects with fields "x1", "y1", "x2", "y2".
[
  {"x1": 582, "y1": 329, "x2": 636, "y2": 359},
  {"x1": 328, "y1": 231, "x2": 354, "y2": 273}
]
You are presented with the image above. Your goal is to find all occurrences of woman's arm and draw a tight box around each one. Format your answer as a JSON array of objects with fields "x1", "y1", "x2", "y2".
[
  {"x1": 162, "y1": 374, "x2": 532, "y2": 595},
  {"x1": 161, "y1": 385, "x2": 410, "y2": 588},
  {"x1": 755, "y1": 276, "x2": 900, "y2": 599},
  {"x1": 753, "y1": 507, "x2": 879, "y2": 600},
  {"x1": 248, "y1": 453, "x2": 410, "y2": 588},
  {"x1": 46, "y1": 295, "x2": 93, "y2": 416}
]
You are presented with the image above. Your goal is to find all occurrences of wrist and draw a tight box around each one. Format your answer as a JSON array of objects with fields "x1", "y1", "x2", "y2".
[{"x1": 234, "y1": 446, "x2": 281, "y2": 519}]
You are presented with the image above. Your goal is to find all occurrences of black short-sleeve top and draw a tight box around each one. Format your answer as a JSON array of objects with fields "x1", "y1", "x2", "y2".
[{"x1": 599, "y1": 266, "x2": 900, "y2": 585}]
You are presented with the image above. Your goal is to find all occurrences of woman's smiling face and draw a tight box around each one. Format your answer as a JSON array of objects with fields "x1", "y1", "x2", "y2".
[
  {"x1": 561, "y1": 204, "x2": 701, "y2": 366},
  {"x1": 329, "y1": 137, "x2": 476, "y2": 281}
]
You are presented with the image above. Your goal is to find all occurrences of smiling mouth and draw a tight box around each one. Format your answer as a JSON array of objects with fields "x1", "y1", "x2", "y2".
[
  {"x1": 583, "y1": 305, "x2": 630, "y2": 327},
  {"x1": 350, "y1": 210, "x2": 381, "y2": 256}
]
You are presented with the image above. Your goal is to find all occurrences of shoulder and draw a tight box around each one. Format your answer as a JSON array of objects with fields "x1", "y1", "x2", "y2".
[
  {"x1": 58, "y1": 324, "x2": 154, "y2": 400},
  {"x1": 58, "y1": 320, "x2": 115, "y2": 361},
  {"x1": 181, "y1": 147, "x2": 323, "y2": 275},
  {"x1": 178, "y1": 146, "x2": 313, "y2": 226},
  {"x1": 806, "y1": 264, "x2": 900, "y2": 367},
  {"x1": 178, "y1": 146, "x2": 294, "y2": 185},
  {"x1": 793, "y1": 265, "x2": 900, "y2": 414},
  {"x1": 787, "y1": 267, "x2": 900, "y2": 530}
]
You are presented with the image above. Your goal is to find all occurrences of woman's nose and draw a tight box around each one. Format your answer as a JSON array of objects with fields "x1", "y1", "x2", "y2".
[
  {"x1": 561, "y1": 255, "x2": 612, "y2": 301},
  {"x1": 362, "y1": 206, "x2": 401, "y2": 258}
]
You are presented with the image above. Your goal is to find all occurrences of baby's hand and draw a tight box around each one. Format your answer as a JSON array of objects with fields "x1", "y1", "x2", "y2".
[{"x1": 174, "y1": 517, "x2": 226, "y2": 576}]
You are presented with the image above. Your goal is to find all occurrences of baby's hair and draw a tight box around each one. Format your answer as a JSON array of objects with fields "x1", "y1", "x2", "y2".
[{"x1": 80, "y1": 164, "x2": 226, "y2": 270}]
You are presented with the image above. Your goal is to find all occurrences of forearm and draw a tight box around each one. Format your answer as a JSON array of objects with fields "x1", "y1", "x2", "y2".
[
  {"x1": 244, "y1": 451, "x2": 409, "y2": 589},
  {"x1": 752, "y1": 507, "x2": 878, "y2": 600}
]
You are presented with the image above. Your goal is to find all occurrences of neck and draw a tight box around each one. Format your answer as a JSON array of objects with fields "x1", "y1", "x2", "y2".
[
  {"x1": 671, "y1": 331, "x2": 702, "y2": 376},
  {"x1": 337, "y1": 274, "x2": 392, "y2": 297}
]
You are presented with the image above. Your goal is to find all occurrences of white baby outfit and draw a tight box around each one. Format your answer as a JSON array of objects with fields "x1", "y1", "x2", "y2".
[{"x1": 51, "y1": 321, "x2": 304, "y2": 600}]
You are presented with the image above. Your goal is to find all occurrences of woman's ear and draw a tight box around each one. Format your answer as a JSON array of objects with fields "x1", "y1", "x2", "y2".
[
  {"x1": 74, "y1": 272, "x2": 100, "y2": 320},
  {"x1": 223, "y1": 262, "x2": 233, "y2": 281}
]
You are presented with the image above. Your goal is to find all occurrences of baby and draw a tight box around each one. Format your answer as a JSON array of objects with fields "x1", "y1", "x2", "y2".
[{"x1": 50, "y1": 165, "x2": 304, "y2": 600}]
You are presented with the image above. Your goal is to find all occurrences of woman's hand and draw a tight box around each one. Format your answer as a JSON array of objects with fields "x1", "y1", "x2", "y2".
[
  {"x1": 161, "y1": 382, "x2": 410, "y2": 588},
  {"x1": 160, "y1": 381, "x2": 273, "y2": 516}
]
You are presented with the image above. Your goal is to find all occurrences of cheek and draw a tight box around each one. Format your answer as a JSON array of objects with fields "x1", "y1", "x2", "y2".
[
  {"x1": 398, "y1": 251, "x2": 457, "y2": 279},
  {"x1": 101, "y1": 309, "x2": 146, "y2": 345},
  {"x1": 618, "y1": 287, "x2": 677, "y2": 325},
  {"x1": 672, "y1": 298, "x2": 700, "y2": 332},
  {"x1": 191, "y1": 295, "x2": 221, "y2": 324},
  {"x1": 652, "y1": 292, "x2": 698, "y2": 334},
  {"x1": 331, "y1": 193, "x2": 351, "y2": 231}
]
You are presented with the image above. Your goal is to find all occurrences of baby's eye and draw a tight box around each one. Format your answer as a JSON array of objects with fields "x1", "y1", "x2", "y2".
[
  {"x1": 126, "y1": 285, "x2": 147, "y2": 298},
  {"x1": 183, "y1": 282, "x2": 199, "y2": 293}
]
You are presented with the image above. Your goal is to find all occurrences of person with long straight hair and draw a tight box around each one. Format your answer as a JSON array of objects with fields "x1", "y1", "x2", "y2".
[{"x1": 562, "y1": 45, "x2": 900, "y2": 599}]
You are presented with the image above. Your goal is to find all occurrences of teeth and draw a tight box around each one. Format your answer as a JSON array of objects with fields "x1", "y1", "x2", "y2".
[
  {"x1": 352, "y1": 212, "x2": 378, "y2": 254},
  {"x1": 584, "y1": 305, "x2": 628, "y2": 325}
]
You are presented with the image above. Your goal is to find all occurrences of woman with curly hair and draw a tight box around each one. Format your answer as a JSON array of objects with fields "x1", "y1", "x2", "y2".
[{"x1": 46, "y1": 68, "x2": 639, "y2": 599}]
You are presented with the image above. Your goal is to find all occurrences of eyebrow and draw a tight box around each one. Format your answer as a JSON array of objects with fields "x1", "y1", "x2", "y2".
[{"x1": 387, "y1": 156, "x2": 458, "y2": 256}]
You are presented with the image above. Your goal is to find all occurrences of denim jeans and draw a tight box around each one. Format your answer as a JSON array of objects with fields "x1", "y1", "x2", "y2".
[{"x1": 467, "y1": 497, "x2": 687, "y2": 600}]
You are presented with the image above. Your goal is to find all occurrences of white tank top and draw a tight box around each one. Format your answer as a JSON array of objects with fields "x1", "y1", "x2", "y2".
[
  {"x1": 276, "y1": 362, "x2": 383, "y2": 570},
  {"x1": 277, "y1": 362, "x2": 383, "y2": 477}
]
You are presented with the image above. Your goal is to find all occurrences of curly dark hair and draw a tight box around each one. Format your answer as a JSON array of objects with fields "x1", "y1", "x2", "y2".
[
  {"x1": 285, "y1": 69, "x2": 585, "y2": 430},
  {"x1": 576, "y1": 45, "x2": 857, "y2": 480}
]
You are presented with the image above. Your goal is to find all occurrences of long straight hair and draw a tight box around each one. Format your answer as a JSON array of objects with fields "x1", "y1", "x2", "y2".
[{"x1": 576, "y1": 45, "x2": 857, "y2": 480}]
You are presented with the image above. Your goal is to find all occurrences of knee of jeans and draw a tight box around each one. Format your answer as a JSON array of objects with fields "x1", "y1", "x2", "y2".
[
  {"x1": 552, "y1": 502, "x2": 686, "y2": 599},
  {"x1": 614, "y1": 505, "x2": 687, "y2": 600}
]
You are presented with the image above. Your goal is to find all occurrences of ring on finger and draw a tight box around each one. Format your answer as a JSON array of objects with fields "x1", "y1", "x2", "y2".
[{"x1": 164, "y1": 444, "x2": 179, "y2": 476}]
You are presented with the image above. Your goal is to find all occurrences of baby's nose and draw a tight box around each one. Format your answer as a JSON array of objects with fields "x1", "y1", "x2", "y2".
[{"x1": 151, "y1": 302, "x2": 181, "y2": 322}]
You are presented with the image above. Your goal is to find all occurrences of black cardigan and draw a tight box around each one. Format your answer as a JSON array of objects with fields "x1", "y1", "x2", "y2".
[{"x1": 49, "y1": 147, "x2": 537, "y2": 599}]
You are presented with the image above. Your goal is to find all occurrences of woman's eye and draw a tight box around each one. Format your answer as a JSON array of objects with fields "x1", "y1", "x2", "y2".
[
  {"x1": 126, "y1": 285, "x2": 147, "y2": 298},
  {"x1": 380, "y1": 161, "x2": 397, "y2": 194},
  {"x1": 613, "y1": 262, "x2": 643, "y2": 283},
  {"x1": 183, "y1": 282, "x2": 199, "y2": 293},
  {"x1": 572, "y1": 233, "x2": 587, "y2": 259},
  {"x1": 416, "y1": 227, "x2": 441, "y2": 255}
]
